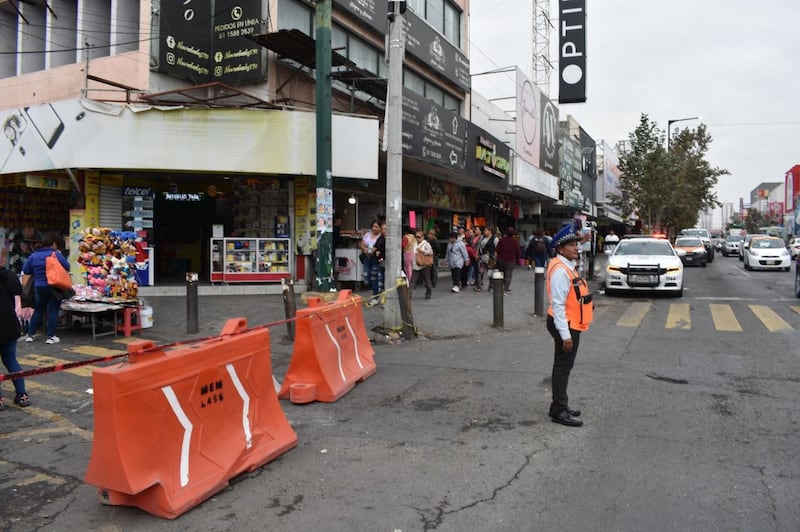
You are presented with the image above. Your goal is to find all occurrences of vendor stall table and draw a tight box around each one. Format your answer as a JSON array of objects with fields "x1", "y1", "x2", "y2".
[{"x1": 61, "y1": 299, "x2": 141, "y2": 342}]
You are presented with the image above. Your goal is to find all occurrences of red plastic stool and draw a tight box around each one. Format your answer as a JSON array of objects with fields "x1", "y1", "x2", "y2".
[{"x1": 117, "y1": 306, "x2": 143, "y2": 337}]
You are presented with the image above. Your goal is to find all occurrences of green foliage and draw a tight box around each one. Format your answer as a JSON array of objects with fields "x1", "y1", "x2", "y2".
[{"x1": 612, "y1": 114, "x2": 729, "y2": 237}]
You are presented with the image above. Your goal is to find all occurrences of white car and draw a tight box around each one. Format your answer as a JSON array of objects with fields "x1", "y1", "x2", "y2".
[
  {"x1": 743, "y1": 236, "x2": 792, "y2": 271},
  {"x1": 604, "y1": 237, "x2": 684, "y2": 297},
  {"x1": 788, "y1": 237, "x2": 800, "y2": 259}
]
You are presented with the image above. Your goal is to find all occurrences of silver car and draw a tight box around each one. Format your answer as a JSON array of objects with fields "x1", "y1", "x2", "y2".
[{"x1": 722, "y1": 235, "x2": 743, "y2": 257}]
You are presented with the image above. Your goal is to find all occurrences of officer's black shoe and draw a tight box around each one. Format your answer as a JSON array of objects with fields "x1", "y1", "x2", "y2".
[
  {"x1": 567, "y1": 408, "x2": 581, "y2": 417},
  {"x1": 549, "y1": 410, "x2": 583, "y2": 427}
]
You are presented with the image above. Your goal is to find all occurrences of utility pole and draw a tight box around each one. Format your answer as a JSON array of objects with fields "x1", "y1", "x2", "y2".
[
  {"x1": 315, "y1": 0, "x2": 334, "y2": 291},
  {"x1": 383, "y1": 0, "x2": 405, "y2": 329}
]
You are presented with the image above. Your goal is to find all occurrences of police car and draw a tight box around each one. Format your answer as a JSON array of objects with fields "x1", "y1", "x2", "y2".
[{"x1": 604, "y1": 237, "x2": 684, "y2": 297}]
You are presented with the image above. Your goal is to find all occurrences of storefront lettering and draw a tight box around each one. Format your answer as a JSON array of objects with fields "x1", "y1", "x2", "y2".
[
  {"x1": 164, "y1": 192, "x2": 203, "y2": 201},
  {"x1": 475, "y1": 144, "x2": 510, "y2": 177}
]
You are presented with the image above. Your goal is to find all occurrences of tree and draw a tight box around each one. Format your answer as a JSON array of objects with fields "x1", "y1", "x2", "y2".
[{"x1": 612, "y1": 114, "x2": 728, "y2": 237}]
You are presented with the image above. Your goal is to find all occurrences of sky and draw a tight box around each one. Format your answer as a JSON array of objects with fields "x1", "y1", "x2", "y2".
[{"x1": 468, "y1": 0, "x2": 800, "y2": 208}]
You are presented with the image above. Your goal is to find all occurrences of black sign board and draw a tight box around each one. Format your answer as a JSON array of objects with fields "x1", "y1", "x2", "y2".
[
  {"x1": 159, "y1": 0, "x2": 265, "y2": 85},
  {"x1": 579, "y1": 127, "x2": 596, "y2": 206},
  {"x1": 403, "y1": 10, "x2": 470, "y2": 92},
  {"x1": 402, "y1": 88, "x2": 466, "y2": 170},
  {"x1": 465, "y1": 124, "x2": 510, "y2": 184},
  {"x1": 539, "y1": 95, "x2": 560, "y2": 176},
  {"x1": 558, "y1": 0, "x2": 586, "y2": 103},
  {"x1": 332, "y1": 0, "x2": 470, "y2": 91}
]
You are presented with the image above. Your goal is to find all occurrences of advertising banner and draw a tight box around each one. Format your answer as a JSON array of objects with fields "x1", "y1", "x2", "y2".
[
  {"x1": 402, "y1": 88, "x2": 466, "y2": 170},
  {"x1": 515, "y1": 68, "x2": 559, "y2": 177},
  {"x1": 558, "y1": 0, "x2": 586, "y2": 103},
  {"x1": 0, "y1": 100, "x2": 378, "y2": 180},
  {"x1": 601, "y1": 142, "x2": 622, "y2": 216},
  {"x1": 159, "y1": 0, "x2": 265, "y2": 85}
]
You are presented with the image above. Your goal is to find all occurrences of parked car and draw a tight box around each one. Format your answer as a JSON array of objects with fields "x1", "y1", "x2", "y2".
[
  {"x1": 679, "y1": 228, "x2": 715, "y2": 262},
  {"x1": 788, "y1": 236, "x2": 800, "y2": 259},
  {"x1": 739, "y1": 234, "x2": 758, "y2": 261},
  {"x1": 722, "y1": 234, "x2": 743, "y2": 257},
  {"x1": 673, "y1": 236, "x2": 707, "y2": 267},
  {"x1": 743, "y1": 236, "x2": 792, "y2": 271},
  {"x1": 604, "y1": 237, "x2": 684, "y2": 297}
]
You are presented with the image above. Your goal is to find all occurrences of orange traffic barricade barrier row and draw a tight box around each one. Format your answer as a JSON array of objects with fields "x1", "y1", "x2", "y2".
[
  {"x1": 84, "y1": 318, "x2": 297, "y2": 519},
  {"x1": 279, "y1": 290, "x2": 377, "y2": 403}
]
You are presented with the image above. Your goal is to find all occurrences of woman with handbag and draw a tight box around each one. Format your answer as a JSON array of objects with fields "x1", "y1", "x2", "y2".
[
  {"x1": 21, "y1": 233, "x2": 71, "y2": 345},
  {"x1": 410, "y1": 230, "x2": 434, "y2": 299},
  {"x1": 0, "y1": 267, "x2": 29, "y2": 408}
]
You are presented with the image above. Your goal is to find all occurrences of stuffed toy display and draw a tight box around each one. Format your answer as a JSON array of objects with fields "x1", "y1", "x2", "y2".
[{"x1": 77, "y1": 227, "x2": 140, "y2": 300}]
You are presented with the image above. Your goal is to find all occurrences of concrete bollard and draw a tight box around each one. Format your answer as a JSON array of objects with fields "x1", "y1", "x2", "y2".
[
  {"x1": 492, "y1": 270, "x2": 504, "y2": 328},
  {"x1": 186, "y1": 272, "x2": 199, "y2": 334},
  {"x1": 534, "y1": 266, "x2": 545, "y2": 316}
]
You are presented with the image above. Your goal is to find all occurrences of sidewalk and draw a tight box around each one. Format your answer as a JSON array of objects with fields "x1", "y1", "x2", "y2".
[{"x1": 134, "y1": 265, "x2": 587, "y2": 346}]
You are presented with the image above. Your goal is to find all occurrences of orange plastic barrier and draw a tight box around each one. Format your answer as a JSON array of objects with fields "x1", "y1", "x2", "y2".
[
  {"x1": 279, "y1": 290, "x2": 377, "y2": 403},
  {"x1": 84, "y1": 318, "x2": 297, "y2": 519}
]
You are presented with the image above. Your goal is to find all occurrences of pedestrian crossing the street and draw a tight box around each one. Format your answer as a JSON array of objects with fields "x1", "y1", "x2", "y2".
[{"x1": 603, "y1": 300, "x2": 799, "y2": 333}]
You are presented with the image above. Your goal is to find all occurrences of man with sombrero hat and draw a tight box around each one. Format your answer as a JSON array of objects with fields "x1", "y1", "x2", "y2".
[{"x1": 545, "y1": 223, "x2": 594, "y2": 427}]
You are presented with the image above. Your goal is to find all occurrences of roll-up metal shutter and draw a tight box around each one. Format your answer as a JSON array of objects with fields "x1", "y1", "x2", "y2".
[{"x1": 99, "y1": 185, "x2": 122, "y2": 229}]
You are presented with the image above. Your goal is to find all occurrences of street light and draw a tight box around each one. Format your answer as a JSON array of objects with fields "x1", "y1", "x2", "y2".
[{"x1": 667, "y1": 116, "x2": 701, "y2": 150}]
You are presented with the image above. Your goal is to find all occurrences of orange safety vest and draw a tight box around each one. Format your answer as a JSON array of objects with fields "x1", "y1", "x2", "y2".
[{"x1": 546, "y1": 259, "x2": 594, "y2": 331}]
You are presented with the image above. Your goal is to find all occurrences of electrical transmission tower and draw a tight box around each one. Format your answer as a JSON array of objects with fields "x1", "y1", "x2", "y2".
[{"x1": 532, "y1": 0, "x2": 554, "y2": 95}]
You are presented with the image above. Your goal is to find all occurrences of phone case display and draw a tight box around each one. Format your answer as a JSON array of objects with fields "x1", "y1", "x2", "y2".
[
  {"x1": 76, "y1": 227, "x2": 141, "y2": 300},
  {"x1": 0, "y1": 186, "x2": 69, "y2": 235},
  {"x1": 210, "y1": 238, "x2": 292, "y2": 283},
  {"x1": 231, "y1": 179, "x2": 290, "y2": 238}
]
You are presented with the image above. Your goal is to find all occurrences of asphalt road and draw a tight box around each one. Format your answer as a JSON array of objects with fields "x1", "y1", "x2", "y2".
[{"x1": 2, "y1": 257, "x2": 799, "y2": 531}]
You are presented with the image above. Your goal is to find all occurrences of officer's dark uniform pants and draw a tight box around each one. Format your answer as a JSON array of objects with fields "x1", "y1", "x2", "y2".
[{"x1": 546, "y1": 315, "x2": 581, "y2": 414}]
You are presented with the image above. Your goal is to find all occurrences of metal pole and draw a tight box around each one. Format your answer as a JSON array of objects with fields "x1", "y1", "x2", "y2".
[
  {"x1": 383, "y1": 1, "x2": 405, "y2": 330},
  {"x1": 186, "y1": 272, "x2": 198, "y2": 334},
  {"x1": 315, "y1": 0, "x2": 334, "y2": 291},
  {"x1": 534, "y1": 266, "x2": 545, "y2": 316},
  {"x1": 282, "y1": 278, "x2": 296, "y2": 341},
  {"x1": 492, "y1": 270, "x2": 504, "y2": 328}
]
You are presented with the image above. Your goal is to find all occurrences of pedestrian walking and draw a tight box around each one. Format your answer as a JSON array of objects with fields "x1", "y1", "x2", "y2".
[
  {"x1": 426, "y1": 229, "x2": 441, "y2": 288},
  {"x1": 21, "y1": 232, "x2": 70, "y2": 345},
  {"x1": 410, "y1": 230, "x2": 433, "y2": 299},
  {"x1": 444, "y1": 232, "x2": 469, "y2": 293},
  {"x1": 494, "y1": 227, "x2": 520, "y2": 295},
  {"x1": 0, "y1": 267, "x2": 30, "y2": 409},
  {"x1": 475, "y1": 226, "x2": 497, "y2": 291},
  {"x1": 360, "y1": 221, "x2": 383, "y2": 305},
  {"x1": 524, "y1": 230, "x2": 552, "y2": 269},
  {"x1": 545, "y1": 223, "x2": 594, "y2": 427}
]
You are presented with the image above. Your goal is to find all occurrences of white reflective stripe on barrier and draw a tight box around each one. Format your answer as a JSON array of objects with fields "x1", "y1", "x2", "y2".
[
  {"x1": 344, "y1": 316, "x2": 364, "y2": 369},
  {"x1": 161, "y1": 385, "x2": 193, "y2": 487},
  {"x1": 226, "y1": 363, "x2": 253, "y2": 449},
  {"x1": 324, "y1": 323, "x2": 347, "y2": 382}
]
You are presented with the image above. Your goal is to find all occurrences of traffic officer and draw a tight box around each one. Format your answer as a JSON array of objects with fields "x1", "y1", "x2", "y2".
[{"x1": 546, "y1": 223, "x2": 594, "y2": 427}]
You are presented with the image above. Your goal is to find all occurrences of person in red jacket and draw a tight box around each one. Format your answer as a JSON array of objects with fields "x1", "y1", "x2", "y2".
[{"x1": 494, "y1": 227, "x2": 520, "y2": 295}]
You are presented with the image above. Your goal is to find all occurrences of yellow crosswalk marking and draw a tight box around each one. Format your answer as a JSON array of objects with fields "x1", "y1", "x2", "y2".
[
  {"x1": 709, "y1": 304, "x2": 742, "y2": 332},
  {"x1": 617, "y1": 302, "x2": 651, "y2": 327},
  {"x1": 19, "y1": 354, "x2": 95, "y2": 378},
  {"x1": 666, "y1": 303, "x2": 691, "y2": 329},
  {"x1": 23, "y1": 380, "x2": 87, "y2": 399},
  {"x1": 749, "y1": 305, "x2": 792, "y2": 332},
  {"x1": 65, "y1": 345, "x2": 125, "y2": 358},
  {"x1": 113, "y1": 337, "x2": 153, "y2": 345},
  {"x1": 790, "y1": 305, "x2": 800, "y2": 315}
]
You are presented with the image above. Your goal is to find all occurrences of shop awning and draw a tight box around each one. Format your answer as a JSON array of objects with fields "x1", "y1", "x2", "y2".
[
  {"x1": 139, "y1": 82, "x2": 281, "y2": 109},
  {"x1": 250, "y1": 30, "x2": 388, "y2": 101}
]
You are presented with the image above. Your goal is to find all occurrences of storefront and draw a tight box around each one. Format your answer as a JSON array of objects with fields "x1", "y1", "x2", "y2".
[{"x1": 0, "y1": 100, "x2": 379, "y2": 286}]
